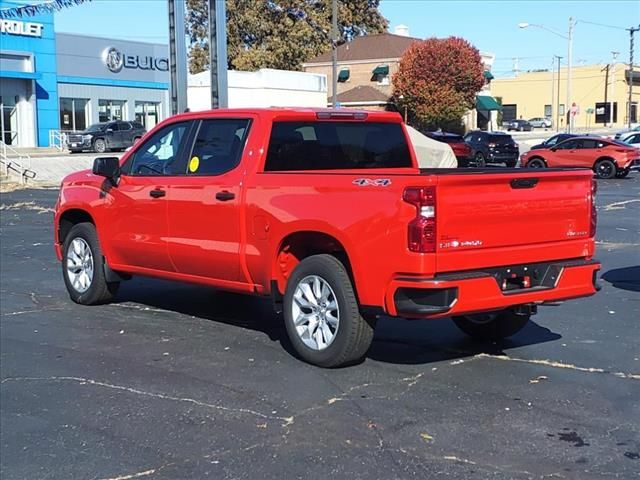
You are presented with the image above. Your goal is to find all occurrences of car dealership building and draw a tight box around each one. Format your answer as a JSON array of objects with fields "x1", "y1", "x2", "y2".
[{"x1": 1, "y1": 6, "x2": 170, "y2": 148}]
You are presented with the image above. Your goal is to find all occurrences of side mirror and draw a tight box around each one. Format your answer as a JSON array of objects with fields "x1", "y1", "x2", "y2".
[{"x1": 93, "y1": 157, "x2": 120, "y2": 183}]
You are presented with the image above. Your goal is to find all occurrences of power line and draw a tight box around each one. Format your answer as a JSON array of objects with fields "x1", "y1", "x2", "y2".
[{"x1": 577, "y1": 19, "x2": 628, "y2": 31}]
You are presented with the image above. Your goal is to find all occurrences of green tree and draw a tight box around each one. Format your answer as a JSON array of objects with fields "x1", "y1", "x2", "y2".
[
  {"x1": 393, "y1": 37, "x2": 485, "y2": 130},
  {"x1": 186, "y1": 0, "x2": 388, "y2": 74}
]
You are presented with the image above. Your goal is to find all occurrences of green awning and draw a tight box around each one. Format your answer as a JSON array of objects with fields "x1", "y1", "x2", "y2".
[
  {"x1": 338, "y1": 69, "x2": 350, "y2": 82},
  {"x1": 476, "y1": 95, "x2": 501, "y2": 111},
  {"x1": 372, "y1": 65, "x2": 389, "y2": 75},
  {"x1": 483, "y1": 70, "x2": 494, "y2": 80}
]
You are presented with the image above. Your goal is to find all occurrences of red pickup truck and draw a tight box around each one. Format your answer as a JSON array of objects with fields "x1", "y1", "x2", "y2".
[{"x1": 54, "y1": 109, "x2": 600, "y2": 367}]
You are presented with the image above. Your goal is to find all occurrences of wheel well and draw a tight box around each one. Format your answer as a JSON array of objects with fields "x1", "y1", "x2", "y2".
[
  {"x1": 593, "y1": 156, "x2": 615, "y2": 168},
  {"x1": 273, "y1": 231, "x2": 354, "y2": 297},
  {"x1": 58, "y1": 209, "x2": 94, "y2": 245}
]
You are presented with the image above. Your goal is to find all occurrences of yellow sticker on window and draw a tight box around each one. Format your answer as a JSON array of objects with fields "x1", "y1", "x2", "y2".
[{"x1": 188, "y1": 156, "x2": 200, "y2": 173}]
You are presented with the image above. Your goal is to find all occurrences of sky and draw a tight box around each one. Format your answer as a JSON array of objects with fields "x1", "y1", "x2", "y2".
[{"x1": 52, "y1": 0, "x2": 640, "y2": 78}]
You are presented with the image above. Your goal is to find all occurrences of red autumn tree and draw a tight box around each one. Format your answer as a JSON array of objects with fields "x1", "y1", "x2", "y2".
[{"x1": 393, "y1": 36, "x2": 485, "y2": 130}]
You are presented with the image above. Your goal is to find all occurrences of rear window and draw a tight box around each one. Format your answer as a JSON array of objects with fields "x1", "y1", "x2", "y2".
[
  {"x1": 265, "y1": 121, "x2": 412, "y2": 171},
  {"x1": 488, "y1": 134, "x2": 513, "y2": 145}
]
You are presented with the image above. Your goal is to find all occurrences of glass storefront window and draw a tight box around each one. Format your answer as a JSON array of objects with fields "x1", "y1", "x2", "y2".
[
  {"x1": 1, "y1": 96, "x2": 18, "y2": 145},
  {"x1": 98, "y1": 100, "x2": 125, "y2": 122},
  {"x1": 59, "y1": 98, "x2": 89, "y2": 131},
  {"x1": 135, "y1": 101, "x2": 159, "y2": 130}
]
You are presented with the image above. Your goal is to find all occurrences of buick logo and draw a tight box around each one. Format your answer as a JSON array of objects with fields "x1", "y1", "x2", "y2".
[{"x1": 102, "y1": 46, "x2": 123, "y2": 73}]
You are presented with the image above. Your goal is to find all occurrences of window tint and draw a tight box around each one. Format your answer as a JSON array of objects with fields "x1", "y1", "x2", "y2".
[
  {"x1": 628, "y1": 134, "x2": 640, "y2": 144},
  {"x1": 557, "y1": 139, "x2": 578, "y2": 150},
  {"x1": 581, "y1": 139, "x2": 598, "y2": 149},
  {"x1": 265, "y1": 121, "x2": 412, "y2": 171},
  {"x1": 118, "y1": 121, "x2": 132, "y2": 131},
  {"x1": 127, "y1": 122, "x2": 188, "y2": 175},
  {"x1": 132, "y1": 122, "x2": 144, "y2": 130},
  {"x1": 187, "y1": 119, "x2": 250, "y2": 175},
  {"x1": 545, "y1": 135, "x2": 560, "y2": 146},
  {"x1": 488, "y1": 134, "x2": 513, "y2": 145}
]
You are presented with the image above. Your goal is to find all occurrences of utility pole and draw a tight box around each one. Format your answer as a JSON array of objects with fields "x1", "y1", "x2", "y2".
[
  {"x1": 208, "y1": 0, "x2": 228, "y2": 109},
  {"x1": 610, "y1": 51, "x2": 619, "y2": 126},
  {"x1": 628, "y1": 26, "x2": 639, "y2": 128},
  {"x1": 331, "y1": 0, "x2": 338, "y2": 108},
  {"x1": 556, "y1": 55, "x2": 562, "y2": 132},
  {"x1": 168, "y1": 0, "x2": 188, "y2": 114},
  {"x1": 566, "y1": 17, "x2": 574, "y2": 133},
  {"x1": 603, "y1": 64, "x2": 610, "y2": 127}
]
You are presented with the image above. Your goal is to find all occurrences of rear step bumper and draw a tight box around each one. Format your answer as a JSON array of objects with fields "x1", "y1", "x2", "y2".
[{"x1": 386, "y1": 259, "x2": 600, "y2": 319}]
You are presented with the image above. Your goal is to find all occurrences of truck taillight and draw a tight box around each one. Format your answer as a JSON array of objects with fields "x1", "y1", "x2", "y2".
[
  {"x1": 403, "y1": 186, "x2": 436, "y2": 253},
  {"x1": 590, "y1": 179, "x2": 597, "y2": 237}
]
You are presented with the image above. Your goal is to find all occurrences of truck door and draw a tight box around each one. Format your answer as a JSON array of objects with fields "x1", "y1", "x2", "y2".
[
  {"x1": 166, "y1": 117, "x2": 252, "y2": 284},
  {"x1": 106, "y1": 121, "x2": 192, "y2": 272}
]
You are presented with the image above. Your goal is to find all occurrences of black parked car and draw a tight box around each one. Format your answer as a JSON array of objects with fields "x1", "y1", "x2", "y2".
[
  {"x1": 505, "y1": 119, "x2": 533, "y2": 132},
  {"x1": 463, "y1": 131, "x2": 519, "y2": 167},
  {"x1": 529, "y1": 133, "x2": 578, "y2": 150},
  {"x1": 67, "y1": 121, "x2": 146, "y2": 153}
]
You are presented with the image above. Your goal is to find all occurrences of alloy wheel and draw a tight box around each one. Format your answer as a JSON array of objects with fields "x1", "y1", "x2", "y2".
[
  {"x1": 291, "y1": 275, "x2": 340, "y2": 351},
  {"x1": 66, "y1": 238, "x2": 94, "y2": 293}
]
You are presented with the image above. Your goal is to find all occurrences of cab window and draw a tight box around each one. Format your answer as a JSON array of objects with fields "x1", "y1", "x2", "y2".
[
  {"x1": 125, "y1": 122, "x2": 189, "y2": 176},
  {"x1": 186, "y1": 119, "x2": 250, "y2": 175}
]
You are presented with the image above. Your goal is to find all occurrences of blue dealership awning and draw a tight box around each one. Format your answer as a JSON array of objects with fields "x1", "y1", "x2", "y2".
[{"x1": 0, "y1": 70, "x2": 42, "y2": 80}]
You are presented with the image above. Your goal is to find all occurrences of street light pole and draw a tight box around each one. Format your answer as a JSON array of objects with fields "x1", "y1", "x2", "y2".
[
  {"x1": 556, "y1": 55, "x2": 562, "y2": 132},
  {"x1": 518, "y1": 20, "x2": 573, "y2": 131},
  {"x1": 566, "y1": 17, "x2": 574, "y2": 133},
  {"x1": 550, "y1": 56, "x2": 555, "y2": 129},
  {"x1": 610, "y1": 51, "x2": 619, "y2": 126},
  {"x1": 628, "y1": 26, "x2": 639, "y2": 129},
  {"x1": 331, "y1": 0, "x2": 338, "y2": 108}
]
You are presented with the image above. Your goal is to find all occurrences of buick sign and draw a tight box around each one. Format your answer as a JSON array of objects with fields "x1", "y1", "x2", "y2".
[
  {"x1": 102, "y1": 47, "x2": 124, "y2": 73},
  {"x1": 102, "y1": 46, "x2": 169, "y2": 73}
]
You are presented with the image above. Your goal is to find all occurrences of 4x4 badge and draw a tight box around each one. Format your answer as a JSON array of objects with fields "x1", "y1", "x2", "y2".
[{"x1": 353, "y1": 178, "x2": 392, "y2": 187}]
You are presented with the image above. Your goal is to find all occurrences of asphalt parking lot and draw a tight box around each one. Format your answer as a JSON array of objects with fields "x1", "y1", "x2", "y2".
[{"x1": 1, "y1": 176, "x2": 638, "y2": 480}]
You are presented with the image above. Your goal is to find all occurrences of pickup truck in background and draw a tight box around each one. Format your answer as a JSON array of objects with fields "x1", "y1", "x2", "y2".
[{"x1": 54, "y1": 109, "x2": 600, "y2": 367}]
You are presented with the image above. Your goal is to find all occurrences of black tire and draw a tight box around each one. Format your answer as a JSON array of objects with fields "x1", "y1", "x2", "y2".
[
  {"x1": 474, "y1": 152, "x2": 486, "y2": 167},
  {"x1": 452, "y1": 309, "x2": 530, "y2": 341},
  {"x1": 93, "y1": 138, "x2": 107, "y2": 154},
  {"x1": 527, "y1": 157, "x2": 546, "y2": 168},
  {"x1": 69, "y1": 150, "x2": 81, "y2": 154},
  {"x1": 62, "y1": 222, "x2": 119, "y2": 305},
  {"x1": 594, "y1": 158, "x2": 616, "y2": 179},
  {"x1": 505, "y1": 159, "x2": 517, "y2": 168},
  {"x1": 283, "y1": 254, "x2": 374, "y2": 368},
  {"x1": 615, "y1": 168, "x2": 630, "y2": 178}
]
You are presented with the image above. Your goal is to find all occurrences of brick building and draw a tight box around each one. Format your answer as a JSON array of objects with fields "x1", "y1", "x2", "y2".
[
  {"x1": 303, "y1": 26, "x2": 498, "y2": 131},
  {"x1": 302, "y1": 27, "x2": 418, "y2": 110}
]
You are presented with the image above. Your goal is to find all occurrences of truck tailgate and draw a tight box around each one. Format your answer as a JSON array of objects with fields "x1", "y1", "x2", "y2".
[{"x1": 432, "y1": 169, "x2": 594, "y2": 273}]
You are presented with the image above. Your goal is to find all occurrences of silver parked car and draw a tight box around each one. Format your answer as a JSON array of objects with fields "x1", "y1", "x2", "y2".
[{"x1": 528, "y1": 117, "x2": 552, "y2": 128}]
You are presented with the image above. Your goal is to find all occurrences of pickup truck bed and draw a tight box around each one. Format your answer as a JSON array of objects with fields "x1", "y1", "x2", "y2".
[{"x1": 54, "y1": 108, "x2": 600, "y2": 367}]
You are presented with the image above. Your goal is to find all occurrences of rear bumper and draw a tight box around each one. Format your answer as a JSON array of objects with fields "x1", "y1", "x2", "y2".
[{"x1": 385, "y1": 259, "x2": 600, "y2": 319}]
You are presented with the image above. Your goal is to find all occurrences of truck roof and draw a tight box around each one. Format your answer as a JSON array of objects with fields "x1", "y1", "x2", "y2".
[{"x1": 170, "y1": 108, "x2": 404, "y2": 123}]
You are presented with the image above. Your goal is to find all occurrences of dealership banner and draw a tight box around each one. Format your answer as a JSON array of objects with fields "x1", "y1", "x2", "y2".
[{"x1": 0, "y1": 0, "x2": 92, "y2": 19}]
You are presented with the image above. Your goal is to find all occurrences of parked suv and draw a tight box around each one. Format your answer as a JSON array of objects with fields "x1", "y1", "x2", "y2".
[
  {"x1": 463, "y1": 131, "x2": 519, "y2": 167},
  {"x1": 522, "y1": 136, "x2": 640, "y2": 179},
  {"x1": 67, "y1": 121, "x2": 146, "y2": 153},
  {"x1": 505, "y1": 119, "x2": 533, "y2": 132},
  {"x1": 528, "y1": 117, "x2": 552, "y2": 128}
]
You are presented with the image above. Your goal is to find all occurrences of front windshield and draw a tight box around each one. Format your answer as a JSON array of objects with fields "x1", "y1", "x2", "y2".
[{"x1": 85, "y1": 123, "x2": 106, "y2": 133}]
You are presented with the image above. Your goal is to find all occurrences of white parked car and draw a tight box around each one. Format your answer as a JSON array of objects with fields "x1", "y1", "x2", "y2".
[{"x1": 528, "y1": 117, "x2": 552, "y2": 128}]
